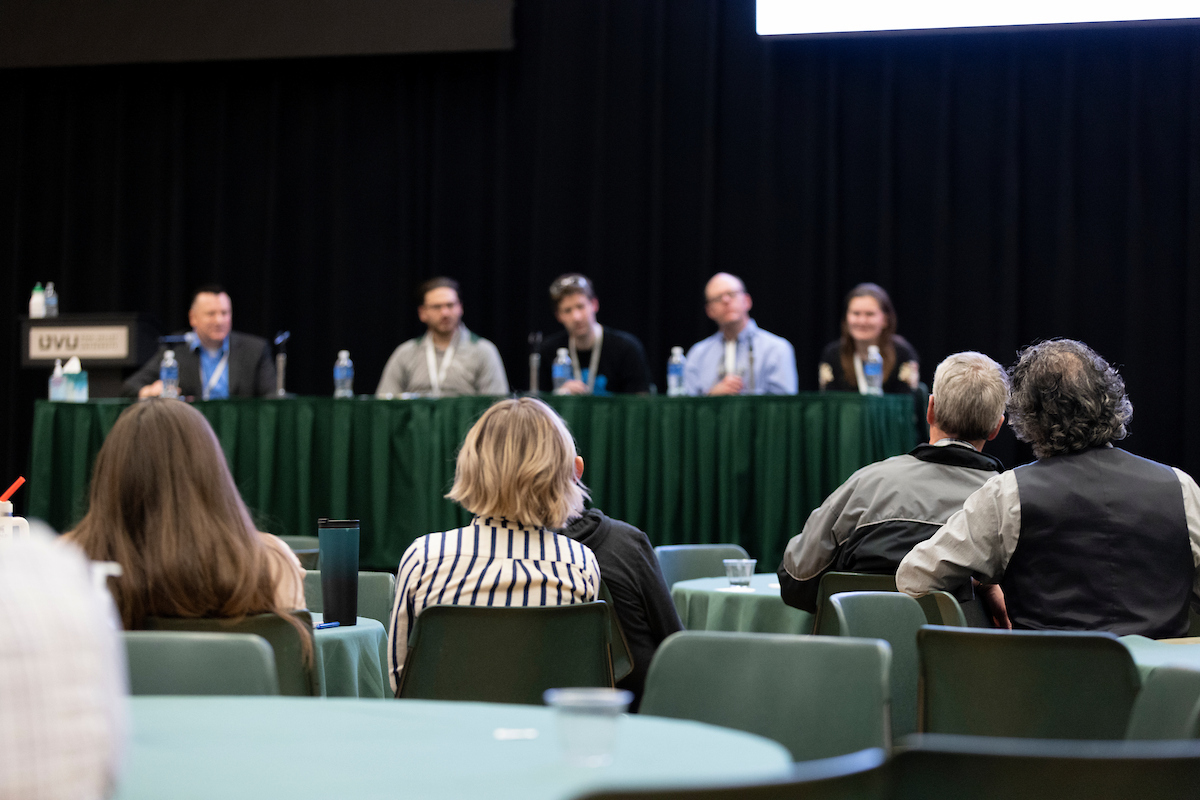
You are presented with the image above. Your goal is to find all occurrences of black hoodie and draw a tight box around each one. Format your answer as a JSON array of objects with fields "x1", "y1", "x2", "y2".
[{"x1": 560, "y1": 509, "x2": 683, "y2": 709}]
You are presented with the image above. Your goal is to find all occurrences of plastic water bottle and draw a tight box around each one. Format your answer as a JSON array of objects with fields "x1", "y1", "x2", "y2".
[
  {"x1": 334, "y1": 351, "x2": 354, "y2": 398},
  {"x1": 667, "y1": 347, "x2": 686, "y2": 396},
  {"x1": 44, "y1": 282, "x2": 58, "y2": 317},
  {"x1": 160, "y1": 350, "x2": 180, "y2": 399},
  {"x1": 0, "y1": 500, "x2": 30, "y2": 540},
  {"x1": 49, "y1": 359, "x2": 66, "y2": 401},
  {"x1": 863, "y1": 345, "x2": 884, "y2": 396},
  {"x1": 551, "y1": 348, "x2": 571, "y2": 392},
  {"x1": 28, "y1": 283, "x2": 45, "y2": 318}
]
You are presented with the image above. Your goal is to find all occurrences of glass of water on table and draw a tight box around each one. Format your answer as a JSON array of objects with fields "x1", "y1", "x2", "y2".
[{"x1": 723, "y1": 558, "x2": 756, "y2": 587}]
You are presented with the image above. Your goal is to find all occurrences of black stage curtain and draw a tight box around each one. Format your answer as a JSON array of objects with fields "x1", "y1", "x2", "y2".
[{"x1": 3, "y1": 0, "x2": 1199, "y2": 516}]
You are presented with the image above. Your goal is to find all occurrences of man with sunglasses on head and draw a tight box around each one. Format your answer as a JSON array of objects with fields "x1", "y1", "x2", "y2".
[
  {"x1": 376, "y1": 277, "x2": 509, "y2": 398},
  {"x1": 684, "y1": 273, "x2": 797, "y2": 396},
  {"x1": 537, "y1": 274, "x2": 653, "y2": 395}
]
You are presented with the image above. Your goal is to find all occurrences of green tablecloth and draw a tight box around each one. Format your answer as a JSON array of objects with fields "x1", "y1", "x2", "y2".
[
  {"x1": 311, "y1": 613, "x2": 389, "y2": 699},
  {"x1": 114, "y1": 696, "x2": 792, "y2": 800},
  {"x1": 672, "y1": 574, "x2": 814, "y2": 635},
  {"x1": 29, "y1": 393, "x2": 917, "y2": 571}
]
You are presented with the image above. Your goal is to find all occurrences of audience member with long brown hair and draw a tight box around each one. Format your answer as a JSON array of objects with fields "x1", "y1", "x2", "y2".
[{"x1": 64, "y1": 399, "x2": 305, "y2": 631}]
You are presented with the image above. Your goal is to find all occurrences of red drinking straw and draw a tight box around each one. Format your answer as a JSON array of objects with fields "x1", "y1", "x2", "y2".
[{"x1": 0, "y1": 476, "x2": 26, "y2": 502}]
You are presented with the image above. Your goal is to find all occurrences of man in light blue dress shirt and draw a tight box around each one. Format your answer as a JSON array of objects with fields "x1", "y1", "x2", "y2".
[{"x1": 683, "y1": 273, "x2": 798, "y2": 396}]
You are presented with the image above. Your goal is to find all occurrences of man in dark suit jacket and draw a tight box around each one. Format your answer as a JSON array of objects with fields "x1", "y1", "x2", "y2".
[{"x1": 123, "y1": 286, "x2": 275, "y2": 399}]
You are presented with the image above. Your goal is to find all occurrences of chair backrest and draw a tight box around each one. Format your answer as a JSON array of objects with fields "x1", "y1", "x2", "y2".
[
  {"x1": 144, "y1": 611, "x2": 318, "y2": 696},
  {"x1": 124, "y1": 631, "x2": 280, "y2": 696},
  {"x1": 1126, "y1": 667, "x2": 1200, "y2": 740},
  {"x1": 831, "y1": 591, "x2": 926, "y2": 740},
  {"x1": 914, "y1": 591, "x2": 966, "y2": 627},
  {"x1": 653, "y1": 544, "x2": 750, "y2": 588},
  {"x1": 891, "y1": 734, "x2": 1200, "y2": 800},
  {"x1": 570, "y1": 748, "x2": 888, "y2": 800},
  {"x1": 917, "y1": 626, "x2": 1141, "y2": 739},
  {"x1": 397, "y1": 602, "x2": 614, "y2": 704},
  {"x1": 811, "y1": 572, "x2": 898, "y2": 635},
  {"x1": 598, "y1": 580, "x2": 634, "y2": 683},
  {"x1": 640, "y1": 631, "x2": 891, "y2": 761},
  {"x1": 304, "y1": 569, "x2": 397, "y2": 627},
  {"x1": 279, "y1": 535, "x2": 320, "y2": 570}
]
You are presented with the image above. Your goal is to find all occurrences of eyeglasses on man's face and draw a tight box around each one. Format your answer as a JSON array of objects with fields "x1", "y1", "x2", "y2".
[{"x1": 705, "y1": 289, "x2": 744, "y2": 306}]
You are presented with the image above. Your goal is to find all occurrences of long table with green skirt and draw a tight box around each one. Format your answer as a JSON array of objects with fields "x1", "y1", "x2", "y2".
[{"x1": 29, "y1": 393, "x2": 918, "y2": 571}]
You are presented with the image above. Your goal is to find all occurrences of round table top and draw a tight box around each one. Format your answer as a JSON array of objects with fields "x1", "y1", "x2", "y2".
[
  {"x1": 672, "y1": 573, "x2": 783, "y2": 595},
  {"x1": 671, "y1": 574, "x2": 813, "y2": 636},
  {"x1": 114, "y1": 696, "x2": 792, "y2": 800}
]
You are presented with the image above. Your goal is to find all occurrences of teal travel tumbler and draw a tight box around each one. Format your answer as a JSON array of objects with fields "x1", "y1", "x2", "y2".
[{"x1": 318, "y1": 518, "x2": 359, "y2": 625}]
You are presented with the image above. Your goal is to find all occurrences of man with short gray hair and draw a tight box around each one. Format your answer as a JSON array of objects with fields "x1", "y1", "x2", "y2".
[
  {"x1": 779, "y1": 351, "x2": 1009, "y2": 613},
  {"x1": 898, "y1": 339, "x2": 1200, "y2": 637}
]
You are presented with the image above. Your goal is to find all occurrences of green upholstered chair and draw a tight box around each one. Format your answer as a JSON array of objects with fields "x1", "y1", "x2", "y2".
[
  {"x1": 598, "y1": 580, "x2": 634, "y2": 683},
  {"x1": 653, "y1": 544, "x2": 750, "y2": 589},
  {"x1": 569, "y1": 748, "x2": 888, "y2": 800},
  {"x1": 639, "y1": 631, "x2": 891, "y2": 762},
  {"x1": 830, "y1": 591, "x2": 926, "y2": 740},
  {"x1": 891, "y1": 734, "x2": 1200, "y2": 800},
  {"x1": 917, "y1": 626, "x2": 1140, "y2": 739},
  {"x1": 279, "y1": 535, "x2": 320, "y2": 570},
  {"x1": 303, "y1": 569, "x2": 396, "y2": 628},
  {"x1": 1126, "y1": 667, "x2": 1200, "y2": 740},
  {"x1": 810, "y1": 572, "x2": 898, "y2": 635},
  {"x1": 144, "y1": 611, "x2": 318, "y2": 696},
  {"x1": 914, "y1": 591, "x2": 967, "y2": 627},
  {"x1": 396, "y1": 602, "x2": 614, "y2": 704},
  {"x1": 124, "y1": 631, "x2": 280, "y2": 696}
]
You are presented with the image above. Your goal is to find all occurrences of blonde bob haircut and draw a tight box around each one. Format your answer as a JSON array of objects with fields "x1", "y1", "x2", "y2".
[{"x1": 446, "y1": 397, "x2": 589, "y2": 529}]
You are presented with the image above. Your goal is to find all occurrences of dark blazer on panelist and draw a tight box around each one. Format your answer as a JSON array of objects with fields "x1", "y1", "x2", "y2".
[{"x1": 122, "y1": 331, "x2": 276, "y2": 399}]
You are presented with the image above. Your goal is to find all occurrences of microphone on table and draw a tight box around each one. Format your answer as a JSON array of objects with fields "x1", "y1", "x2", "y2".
[
  {"x1": 747, "y1": 335, "x2": 755, "y2": 395},
  {"x1": 529, "y1": 332, "x2": 543, "y2": 394},
  {"x1": 274, "y1": 331, "x2": 290, "y2": 397}
]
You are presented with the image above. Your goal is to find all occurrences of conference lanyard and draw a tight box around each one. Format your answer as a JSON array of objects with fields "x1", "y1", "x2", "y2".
[
  {"x1": 424, "y1": 329, "x2": 459, "y2": 397},
  {"x1": 568, "y1": 326, "x2": 603, "y2": 394},
  {"x1": 202, "y1": 352, "x2": 229, "y2": 401}
]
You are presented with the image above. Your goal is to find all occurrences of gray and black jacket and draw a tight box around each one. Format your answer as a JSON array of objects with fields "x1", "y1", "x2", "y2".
[{"x1": 778, "y1": 442, "x2": 1003, "y2": 613}]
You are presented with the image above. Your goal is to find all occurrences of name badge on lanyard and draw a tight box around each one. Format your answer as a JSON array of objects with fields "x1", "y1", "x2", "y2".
[
  {"x1": 568, "y1": 327, "x2": 604, "y2": 394},
  {"x1": 424, "y1": 330, "x2": 459, "y2": 397},
  {"x1": 203, "y1": 352, "x2": 229, "y2": 401}
]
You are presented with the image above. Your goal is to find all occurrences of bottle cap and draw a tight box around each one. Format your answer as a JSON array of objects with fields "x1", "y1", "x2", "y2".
[
  {"x1": 45, "y1": 282, "x2": 54, "y2": 292},
  {"x1": 338, "y1": 350, "x2": 349, "y2": 359},
  {"x1": 163, "y1": 350, "x2": 175, "y2": 360},
  {"x1": 52, "y1": 359, "x2": 63, "y2": 376},
  {"x1": 32, "y1": 282, "x2": 43, "y2": 292},
  {"x1": 557, "y1": 348, "x2": 568, "y2": 357},
  {"x1": 867, "y1": 345, "x2": 881, "y2": 357},
  {"x1": 671, "y1": 346, "x2": 683, "y2": 356}
]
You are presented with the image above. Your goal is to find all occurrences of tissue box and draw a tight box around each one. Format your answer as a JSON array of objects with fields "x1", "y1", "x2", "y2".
[{"x1": 64, "y1": 372, "x2": 89, "y2": 403}]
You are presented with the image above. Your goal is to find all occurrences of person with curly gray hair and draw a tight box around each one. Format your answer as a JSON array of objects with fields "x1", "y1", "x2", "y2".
[{"x1": 898, "y1": 339, "x2": 1200, "y2": 637}]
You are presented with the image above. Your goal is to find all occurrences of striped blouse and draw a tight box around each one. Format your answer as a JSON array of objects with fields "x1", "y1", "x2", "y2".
[{"x1": 388, "y1": 516, "x2": 601, "y2": 694}]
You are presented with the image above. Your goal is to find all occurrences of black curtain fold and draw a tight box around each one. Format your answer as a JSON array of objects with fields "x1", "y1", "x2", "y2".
[{"x1": 3, "y1": 1, "x2": 1200, "y2": 514}]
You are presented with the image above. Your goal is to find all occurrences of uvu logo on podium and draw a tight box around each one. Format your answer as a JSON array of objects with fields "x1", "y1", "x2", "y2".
[{"x1": 29, "y1": 326, "x2": 128, "y2": 361}]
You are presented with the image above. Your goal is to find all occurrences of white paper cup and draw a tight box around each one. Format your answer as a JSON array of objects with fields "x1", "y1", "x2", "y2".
[
  {"x1": 543, "y1": 687, "x2": 633, "y2": 767},
  {"x1": 723, "y1": 558, "x2": 756, "y2": 587}
]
